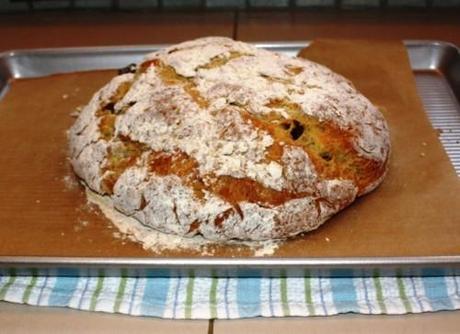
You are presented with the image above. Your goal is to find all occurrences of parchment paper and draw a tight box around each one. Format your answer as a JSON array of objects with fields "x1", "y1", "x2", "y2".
[{"x1": 0, "y1": 40, "x2": 458, "y2": 258}]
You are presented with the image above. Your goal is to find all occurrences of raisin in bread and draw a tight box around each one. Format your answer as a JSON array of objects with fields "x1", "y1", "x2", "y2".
[{"x1": 69, "y1": 37, "x2": 390, "y2": 241}]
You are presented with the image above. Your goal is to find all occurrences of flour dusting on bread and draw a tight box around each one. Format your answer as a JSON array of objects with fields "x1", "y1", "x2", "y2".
[
  {"x1": 85, "y1": 186, "x2": 280, "y2": 255},
  {"x1": 69, "y1": 37, "x2": 390, "y2": 242}
]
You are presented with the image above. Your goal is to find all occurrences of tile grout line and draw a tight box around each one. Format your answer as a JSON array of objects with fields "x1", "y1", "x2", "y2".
[
  {"x1": 208, "y1": 319, "x2": 214, "y2": 334},
  {"x1": 233, "y1": 9, "x2": 239, "y2": 40}
]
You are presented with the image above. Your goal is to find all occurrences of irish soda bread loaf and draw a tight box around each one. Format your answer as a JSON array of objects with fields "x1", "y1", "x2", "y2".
[{"x1": 69, "y1": 37, "x2": 390, "y2": 241}]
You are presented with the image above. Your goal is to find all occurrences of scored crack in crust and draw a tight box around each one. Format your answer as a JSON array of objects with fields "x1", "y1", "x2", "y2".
[{"x1": 68, "y1": 37, "x2": 390, "y2": 241}]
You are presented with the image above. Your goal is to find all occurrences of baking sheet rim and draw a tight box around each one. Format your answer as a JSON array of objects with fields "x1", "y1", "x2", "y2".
[{"x1": 0, "y1": 40, "x2": 459, "y2": 275}]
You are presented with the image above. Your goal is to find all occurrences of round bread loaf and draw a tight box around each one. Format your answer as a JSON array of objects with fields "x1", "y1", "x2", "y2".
[{"x1": 69, "y1": 37, "x2": 390, "y2": 241}]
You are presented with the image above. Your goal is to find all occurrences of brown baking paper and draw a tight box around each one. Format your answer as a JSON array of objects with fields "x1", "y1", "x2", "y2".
[{"x1": 0, "y1": 40, "x2": 459, "y2": 258}]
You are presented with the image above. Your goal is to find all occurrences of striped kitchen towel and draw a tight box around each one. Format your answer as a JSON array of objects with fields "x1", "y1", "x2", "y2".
[{"x1": 1, "y1": 270, "x2": 460, "y2": 319}]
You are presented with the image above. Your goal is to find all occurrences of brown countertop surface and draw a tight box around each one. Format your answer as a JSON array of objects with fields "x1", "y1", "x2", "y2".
[
  {"x1": 1, "y1": 9, "x2": 460, "y2": 51},
  {"x1": 1, "y1": 9, "x2": 459, "y2": 333},
  {"x1": 236, "y1": 10, "x2": 460, "y2": 45}
]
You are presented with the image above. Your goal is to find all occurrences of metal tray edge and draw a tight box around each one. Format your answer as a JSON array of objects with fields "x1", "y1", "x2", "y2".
[
  {"x1": 0, "y1": 40, "x2": 459, "y2": 277},
  {"x1": 0, "y1": 39, "x2": 457, "y2": 57},
  {"x1": 1, "y1": 255, "x2": 460, "y2": 278}
]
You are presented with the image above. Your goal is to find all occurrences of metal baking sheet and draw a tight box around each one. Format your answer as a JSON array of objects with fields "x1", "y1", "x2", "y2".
[{"x1": 0, "y1": 41, "x2": 459, "y2": 277}]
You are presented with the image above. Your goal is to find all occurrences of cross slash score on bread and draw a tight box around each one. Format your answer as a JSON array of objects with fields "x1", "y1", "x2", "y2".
[{"x1": 69, "y1": 37, "x2": 390, "y2": 243}]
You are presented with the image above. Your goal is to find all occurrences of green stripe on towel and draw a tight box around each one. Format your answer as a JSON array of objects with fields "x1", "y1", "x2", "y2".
[
  {"x1": 22, "y1": 268, "x2": 38, "y2": 303},
  {"x1": 89, "y1": 270, "x2": 105, "y2": 311},
  {"x1": 304, "y1": 270, "x2": 315, "y2": 315},
  {"x1": 113, "y1": 269, "x2": 128, "y2": 313},
  {"x1": 396, "y1": 272, "x2": 412, "y2": 313},
  {"x1": 372, "y1": 269, "x2": 387, "y2": 313},
  {"x1": 185, "y1": 270, "x2": 195, "y2": 319},
  {"x1": 209, "y1": 272, "x2": 218, "y2": 319},
  {"x1": 280, "y1": 270, "x2": 290, "y2": 316}
]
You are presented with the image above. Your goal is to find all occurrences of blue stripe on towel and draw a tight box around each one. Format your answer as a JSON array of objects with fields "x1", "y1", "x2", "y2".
[
  {"x1": 48, "y1": 269, "x2": 80, "y2": 306},
  {"x1": 140, "y1": 269, "x2": 170, "y2": 317},
  {"x1": 237, "y1": 276, "x2": 261, "y2": 318},
  {"x1": 330, "y1": 270, "x2": 359, "y2": 313},
  {"x1": 422, "y1": 269, "x2": 453, "y2": 311}
]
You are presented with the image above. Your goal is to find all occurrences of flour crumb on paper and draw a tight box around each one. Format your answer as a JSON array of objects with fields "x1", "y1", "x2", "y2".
[
  {"x1": 85, "y1": 187, "x2": 281, "y2": 256},
  {"x1": 62, "y1": 174, "x2": 79, "y2": 191}
]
